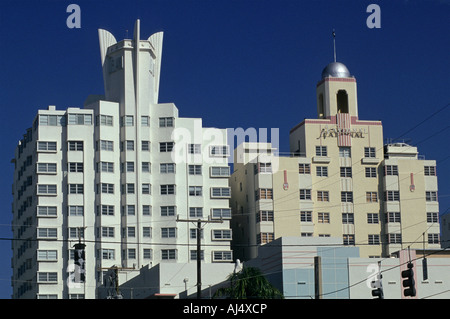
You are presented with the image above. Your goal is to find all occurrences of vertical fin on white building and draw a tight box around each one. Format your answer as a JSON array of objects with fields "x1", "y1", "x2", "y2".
[
  {"x1": 148, "y1": 31, "x2": 164, "y2": 103},
  {"x1": 98, "y1": 29, "x2": 117, "y2": 66}
]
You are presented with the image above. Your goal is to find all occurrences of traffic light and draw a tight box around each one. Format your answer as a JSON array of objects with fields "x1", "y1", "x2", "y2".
[
  {"x1": 401, "y1": 262, "x2": 416, "y2": 297},
  {"x1": 74, "y1": 243, "x2": 86, "y2": 283},
  {"x1": 371, "y1": 273, "x2": 384, "y2": 299}
]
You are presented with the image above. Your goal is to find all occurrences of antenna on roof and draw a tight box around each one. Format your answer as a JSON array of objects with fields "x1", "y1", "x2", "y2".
[{"x1": 332, "y1": 29, "x2": 336, "y2": 62}]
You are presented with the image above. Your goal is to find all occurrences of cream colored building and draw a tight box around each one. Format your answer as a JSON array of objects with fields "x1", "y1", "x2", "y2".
[{"x1": 230, "y1": 62, "x2": 440, "y2": 260}]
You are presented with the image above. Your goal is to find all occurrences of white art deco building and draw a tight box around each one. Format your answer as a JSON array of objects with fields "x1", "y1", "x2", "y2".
[{"x1": 11, "y1": 20, "x2": 233, "y2": 299}]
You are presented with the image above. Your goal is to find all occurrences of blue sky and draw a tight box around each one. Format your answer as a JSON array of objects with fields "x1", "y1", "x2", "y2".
[{"x1": 0, "y1": 0, "x2": 448, "y2": 299}]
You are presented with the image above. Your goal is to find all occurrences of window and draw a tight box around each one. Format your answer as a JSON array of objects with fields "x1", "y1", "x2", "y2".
[
  {"x1": 366, "y1": 192, "x2": 378, "y2": 203},
  {"x1": 127, "y1": 249, "x2": 136, "y2": 259},
  {"x1": 190, "y1": 250, "x2": 204, "y2": 261},
  {"x1": 161, "y1": 249, "x2": 176, "y2": 260},
  {"x1": 143, "y1": 249, "x2": 152, "y2": 259},
  {"x1": 300, "y1": 211, "x2": 312, "y2": 222},
  {"x1": 37, "y1": 184, "x2": 57, "y2": 195},
  {"x1": 68, "y1": 206, "x2": 84, "y2": 216},
  {"x1": 126, "y1": 140, "x2": 134, "y2": 151},
  {"x1": 210, "y1": 145, "x2": 229, "y2": 157},
  {"x1": 367, "y1": 213, "x2": 379, "y2": 224},
  {"x1": 141, "y1": 116, "x2": 150, "y2": 127},
  {"x1": 339, "y1": 147, "x2": 351, "y2": 158},
  {"x1": 364, "y1": 147, "x2": 376, "y2": 158},
  {"x1": 99, "y1": 115, "x2": 113, "y2": 126},
  {"x1": 318, "y1": 212, "x2": 330, "y2": 223},
  {"x1": 38, "y1": 228, "x2": 57, "y2": 238},
  {"x1": 385, "y1": 165, "x2": 398, "y2": 176},
  {"x1": 126, "y1": 205, "x2": 135, "y2": 216},
  {"x1": 389, "y1": 234, "x2": 402, "y2": 244},
  {"x1": 189, "y1": 186, "x2": 202, "y2": 196},
  {"x1": 161, "y1": 227, "x2": 176, "y2": 238},
  {"x1": 126, "y1": 162, "x2": 135, "y2": 172},
  {"x1": 161, "y1": 206, "x2": 176, "y2": 216},
  {"x1": 299, "y1": 189, "x2": 311, "y2": 200},
  {"x1": 143, "y1": 205, "x2": 152, "y2": 216},
  {"x1": 188, "y1": 144, "x2": 201, "y2": 154},
  {"x1": 37, "y1": 250, "x2": 57, "y2": 261},
  {"x1": 211, "y1": 166, "x2": 230, "y2": 177},
  {"x1": 259, "y1": 163, "x2": 272, "y2": 173},
  {"x1": 257, "y1": 210, "x2": 274, "y2": 222},
  {"x1": 189, "y1": 207, "x2": 203, "y2": 218},
  {"x1": 212, "y1": 187, "x2": 231, "y2": 198},
  {"x1": 426, "y1": 191, "x2": 438, "y2": 202},
  {"x1": 100, "y1": 140, "x2": 114, "y2": 151},
  {"x1": 385, "y1": 191, "x2": 399, "y2": 201},
  {"x1": 38, "y1": 141, "x2": 57, "y2": 151},
  {"x1": 160, "y1": 163, "x2": 175, "y2": 173},
  {"x1": 337, "y1": 90, "x2": 349, "y2": 113},
  {"x1": 213, "y1": 251, "x2": 232, "y2": 261},
  {"x1": 341, "y1": 191, "x2": 353, "y2": 202},
  {"x1": 315, "y1": 146, "x2": 327, "y2": 157},
  {"x1": 141, "y1": 141, "x2": 150, "y2": 151},
  {"x1": 316, "y1": 166, "x2": 328, "y2": 177},
  {"x1": 37, "y1": 206, "x2": 57, "y2": 217},
  {"x1": 102, "y1": 227, "x2": 114, "y2": 238},
  {"x1": 38, "y1": 114, "x2": 65, "y2": 126},
  {"x1": 125, "y1": 183, "x2": 135, "y2": 194},
  {"x1": 101, "y1": 183, "x2": 114, "y2": 194},
  {"x1": 340, "y1": 167, "x2": 352, "y2": 178},
  {"x1": 37, "y1": 163, "x2": 57, "y2": 173},
  {"x1": 427, "y1": 212, "x2": 439, "y2": 223},
  {"x1": 387, "y1": 212, "x2": 401, "y2": 223},
  {"x1": 424, "y1": 166, "x2": 436, "y2": 176},
  {"x1": 254, "y1": 188, "x2": 272, "y2": 200},
  {"x1": 38, "y1": 272, "x2": 58, "y2": 283},
  {"x1": 213, "y1": 229, "x2": 232, "y2": 240},
  {"x1": 69, "y1": 162, "x2": 83, "y2": 173},
  {"x1": 159, "y1": 117, "x2": 174, "y2": 127},
  {"x1": 160, "y1": 142, "x2": 174, "y2": 152},
  {"x1": 299, "y1": 163, "x2": 311, "y2": 174},
  {"x1": 142, "y1": 162, "x2": 151, "y2": 172},
  {"x1": 428, "y1": 234, "x2": 439, "y2": 244},
  {"x1": 368, "y1": 235, "x2": 380, "y2": 245},
  {"x1": 100, "y1": 162, "x2": 113, "y2": 173},
  {"x1": 122, "y1": 115, "x2": 134, "y2": 126},
  {"x1": 343, "y1": 234, "x2": 355, "y2": 245},
  {"x1": 161, "y1": 184, "x2": 175, "y2": 195},
  {"x1": 342, "y1": 213, "x2": 354, "y2": 224},
  {"x1": 100, "y1": 205, "x2": 114, "y2": 216},
  {"x1": 189, "y1": 165, "x2": 202, "y2": 175},
  {"x1": 102, "y1": 249, "x2": 115, "y2": 260},
  {"x1": 365, "y1": 167, "x2": 377, "y2": 178},
  {"x1": 143, "y1": 227, "x2": 152, "y2": 238},
  {"x1": 69, "y1": 227, "x2": 84, "y2": 238},
  {"x1": 142, "y1": 184, "x2": 151, "y2": 194},
  {"x1": 211, "y1": 208, "x2": 232, "y2": 219},
  {"x1": 127, "y1": 227, "x2": 136, "y2": 238},
  {"x1": 68, "y1": 114, "x2": 92, "y2": 125},
  {"x1": 317, "y1": 191, "x2": 329, "y2": 202},
  {"x1": 68, "y1": 141, "x2": 83, "y2": 151}
]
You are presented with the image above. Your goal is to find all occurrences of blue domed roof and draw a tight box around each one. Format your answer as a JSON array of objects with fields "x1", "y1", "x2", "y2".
[{"x1": 321, "y1": 62, "x2": 351, "y2": 79}]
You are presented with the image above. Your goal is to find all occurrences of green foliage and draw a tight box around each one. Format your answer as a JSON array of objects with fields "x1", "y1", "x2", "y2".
[{"x1": 213, "y1": 266, "x2": 284, "y2": 299}]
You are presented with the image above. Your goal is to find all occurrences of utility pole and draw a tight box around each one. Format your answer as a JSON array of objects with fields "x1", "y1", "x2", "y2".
[{"x1": 176, "y1": 216, "x2": 223, "y2": 299}]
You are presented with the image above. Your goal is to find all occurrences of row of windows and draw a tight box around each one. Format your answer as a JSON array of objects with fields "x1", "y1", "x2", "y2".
[
  {"x1": 36, "y1": 161, "x2": 230, "y2": 177},
  {"x1": 315, "y1": 146, "x2": 375, "y2": 158},
  {"x1": 37, "y1": 140, "x2": 230, "y2": 157},
  {"x1": 253, "y1": 188, "x2": 438, "y2": 203},
  {"x1": 37, "y1": 114, "x2": 175, "y2": 128},
  {"x1": 36, "y1": 183, "x2": 232, "y2": 198},
  {"x1": 257, "y1": 233, "x2": 440, "y2": 246},
  {"x1": 37, "y1": 205, "x2": 231, "y2": 219},
  {"x1": 37, "y1": 226, "x2": 232, "y2": 241}
]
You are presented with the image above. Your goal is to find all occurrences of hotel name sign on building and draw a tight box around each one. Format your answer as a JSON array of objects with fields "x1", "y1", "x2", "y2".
[{"x1": 318, "y1": 125, "x2": 366, "y2": 139}]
